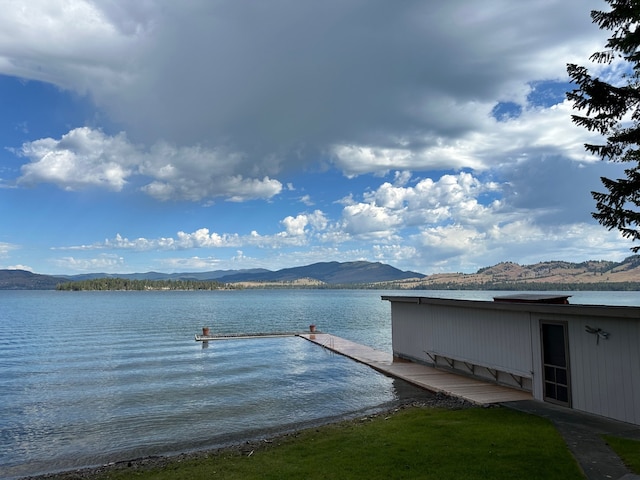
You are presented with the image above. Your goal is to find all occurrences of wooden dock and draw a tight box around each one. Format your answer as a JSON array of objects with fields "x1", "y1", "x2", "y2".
[
  {"x1": 299, "y1": 333, "x2": 533, "y2": 405},
  {"x1": 195, "y1": 332, "x2": 301, "y2": 341}
]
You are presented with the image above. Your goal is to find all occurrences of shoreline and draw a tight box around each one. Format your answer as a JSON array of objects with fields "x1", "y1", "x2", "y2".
[{"x1": 19, "y1": 393, "x2": 473, "y2": 480}]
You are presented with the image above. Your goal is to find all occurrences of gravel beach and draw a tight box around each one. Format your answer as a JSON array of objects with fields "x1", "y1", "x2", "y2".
[{"x1": 20, "y1": 392, "x2": 474, "y2": 480}]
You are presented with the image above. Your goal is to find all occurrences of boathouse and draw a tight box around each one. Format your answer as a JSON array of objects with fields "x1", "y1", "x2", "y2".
[{"x1": 382, "y1": 294, "x2": 640, "y2": 425}]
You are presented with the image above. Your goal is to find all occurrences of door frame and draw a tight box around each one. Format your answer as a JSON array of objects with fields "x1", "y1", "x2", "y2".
[{"x1": 540, "y1": 320, "x2": 572, "y2": 407}]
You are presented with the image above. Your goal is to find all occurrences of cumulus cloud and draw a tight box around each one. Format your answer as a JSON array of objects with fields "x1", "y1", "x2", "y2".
[
  {"x1": 340, "y1": 172, "x2": 501, "y2": 236},
  {"x1": 48, "y1": 163, "x2": 636, "y2": 273},
  {"x1": 17, "y1": 128, "x2": 138, "y2": 191},
  {"x1": 290, "y1": 211, "x2": 327, "y2": 233},
  {"x1": 62, "y1": 218, "x2": 329, "y2": 252},
  {"x1": 15, "y1": 127, "x2": 283, "y2": 201}
]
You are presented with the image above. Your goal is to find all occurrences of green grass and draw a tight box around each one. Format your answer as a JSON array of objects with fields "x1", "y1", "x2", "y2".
[
  {"x1": 94, "y1": 407, "x2": 582, "y2": 480},
  {"x1": 604, "y1": 435, "x2": 640, "y2": 474}
]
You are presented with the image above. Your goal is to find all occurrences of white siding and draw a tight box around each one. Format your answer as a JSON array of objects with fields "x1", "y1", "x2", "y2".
[
  {"x1": 566, "y1": 314, "x2": 640, "y2": 425},
  {"x1": 424, "y1": 304, "x2": 532, "y2": 376},
  {"x1": 391, "y1": 302, "x2": 533, "y2": 379},
  {"x1": 386, "y1": 296, "x2": 640, "y2": 425},
  {"x1": 391, "y1": 302, "x2": 428, "y2": 358}
]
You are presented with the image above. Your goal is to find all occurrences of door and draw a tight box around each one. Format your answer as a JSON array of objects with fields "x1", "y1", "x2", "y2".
[{"x1": 541, "y1": 321, "x2": 571, "y2": 406}]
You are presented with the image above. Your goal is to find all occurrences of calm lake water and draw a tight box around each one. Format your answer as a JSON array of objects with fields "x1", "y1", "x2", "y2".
[{"x1": 1, "y1": 289, "x2": 638, "y2": 478}]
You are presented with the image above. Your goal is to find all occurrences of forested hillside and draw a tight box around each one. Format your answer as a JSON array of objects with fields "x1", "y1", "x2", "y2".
[{"x1": 56, "y1": 278, "x2": 227, "y2": 291}]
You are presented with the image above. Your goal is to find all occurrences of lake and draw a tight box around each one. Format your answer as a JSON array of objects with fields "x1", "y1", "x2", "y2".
[{"x1": 1, "y1": 289, "x2": 638, "y2": 478}]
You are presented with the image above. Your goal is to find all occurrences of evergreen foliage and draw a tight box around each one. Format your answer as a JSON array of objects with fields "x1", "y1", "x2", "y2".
[
  {"x1": 567, "y1": 0, "x2": 640, "y2": 251},
  {"x1": 56, "y1": 278, "x2": 228, "y2": 291}
]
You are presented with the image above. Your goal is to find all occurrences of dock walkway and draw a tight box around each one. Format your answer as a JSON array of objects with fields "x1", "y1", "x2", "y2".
[{"x1": 300, "y1": 333, "x2": 532, "y2": 405}]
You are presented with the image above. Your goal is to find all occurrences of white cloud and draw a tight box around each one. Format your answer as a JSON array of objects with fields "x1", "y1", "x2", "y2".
[
  {"x1": 340, "y1": 203, "x2": 403, "y2": 239},
  {"x1": 299, "y1": 195, "x2": 314, "y2": 206},
  {"x1": 341, "y1": 172, "x2": 500, "y2": 235},
  {"x1": 331, "y1": 99, "x2": 603, "y2": 177},
  {"x1": 16, "y1": 127, "x2": 283, "y2": 201},
  {"x1": 158, "y1": 256, "x2": 222, "y2": 271},
  {"x1": 281, "y1": 215, "x2": 308, "y2": 237},
  {"x1": 416, "y1": 225, "x2": 488, "y2": 255},
  {"x1": 6, "y1": 264, "x2": 33, "y2": 271},
  {"x1": 17, "y1": 127, "x2": 138, "y2": 191},
  {"x1": 0, "y1": 0, "x2": 142, "y2": 93},
  {"x1": 53, "y1": 253, "x2": 125, "y2": 272},
  {"x1": 175, "y1": 229, "x2": 241, "y2": 249},
  {"x1": 60, "y1": 215, "x2": 328, "y2": 252},
  {"x1": 0, "y1": 242, "x2": 18, "y2": 257},
  {"x1": 371, "y1": 244, "x2": 419, "y2": 266}
]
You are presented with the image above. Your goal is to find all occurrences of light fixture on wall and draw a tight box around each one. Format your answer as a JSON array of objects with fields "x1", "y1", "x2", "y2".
[{"x1": 585, "y1": 325, "x2": 610, "y2": 345}]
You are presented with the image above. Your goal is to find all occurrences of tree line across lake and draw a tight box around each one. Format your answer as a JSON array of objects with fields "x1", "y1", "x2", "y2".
[
  {"x1": 56, "y1": 277, "x2": 640, "y2": 291},
  {"x1": 56, "y1": 278, "x2": 229, "y2": 291}
]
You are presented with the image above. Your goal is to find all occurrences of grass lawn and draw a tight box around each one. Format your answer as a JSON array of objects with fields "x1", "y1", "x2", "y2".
[
  {"x1": 604, "y1": 435, "x2": 640, "y2": 474},
  {"x1": 85, "y1": 406, "x2": 583, "y2": 480}
]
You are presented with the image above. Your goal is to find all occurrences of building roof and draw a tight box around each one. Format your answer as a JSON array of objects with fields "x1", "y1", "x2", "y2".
[
  {"x1": 381, "y1": 295, "x2": 640, "y2": 320},
  {"x1": 492, "y1": 294, "x2": 571, "y2": 304}
]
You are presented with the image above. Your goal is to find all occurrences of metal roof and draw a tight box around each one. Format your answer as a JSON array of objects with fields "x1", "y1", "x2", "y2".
[
  {"x1": 381, "y1": 295, "x2": 640, "y2": 319},
  {"x1": 492, "y1": 294, "x2": 571, "y2": 304}
]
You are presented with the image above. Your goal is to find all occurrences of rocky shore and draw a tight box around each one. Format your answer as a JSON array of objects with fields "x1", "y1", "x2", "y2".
[{"x1": 21, "y1": 393, "x2": 474, "y2": 480}]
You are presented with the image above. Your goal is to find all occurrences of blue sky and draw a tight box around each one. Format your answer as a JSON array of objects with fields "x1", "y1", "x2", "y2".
[{"x1": 0, "y1": 0, "x2": 635, "y2": 275}]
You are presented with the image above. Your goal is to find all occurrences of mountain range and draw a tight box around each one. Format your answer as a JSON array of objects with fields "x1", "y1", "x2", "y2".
[
  {"x1": 0, "y1": 261, "x2": 422, "y2": 290},
  {"x1": 0, "y1": 257, "x2": 639, "y2": 290}
]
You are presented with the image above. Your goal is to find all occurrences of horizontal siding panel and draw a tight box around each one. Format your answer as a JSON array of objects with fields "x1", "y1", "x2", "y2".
[
  {"x1": 392, "y1": 303, "x2": 532, "y2": 377},
  {"x1": 567, "y1": 315, "x2": 640, "y2": 425},
  {"x1": 387, "y1": 297, "x2": 640, "y2": 425}
]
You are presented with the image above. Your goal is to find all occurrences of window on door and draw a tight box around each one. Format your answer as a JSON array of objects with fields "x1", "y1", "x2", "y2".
[{"x1": 541, "y1": 322, "x2": 571, "y2": 406}]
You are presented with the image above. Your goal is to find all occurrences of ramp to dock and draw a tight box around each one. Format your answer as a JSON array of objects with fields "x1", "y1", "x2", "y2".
[{"x1": 300, "y1": 333, "x2": 532, "y2": 405}]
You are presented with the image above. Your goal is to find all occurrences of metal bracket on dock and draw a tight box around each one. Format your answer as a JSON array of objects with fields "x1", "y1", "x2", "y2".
[
  {"x1": 424, "y1": 351, "x2": 457, "y2": 368},
  {"x1": 509, "y1": 373, "x2": 524, "y2": 388},
  {"x1": 423, "y1": 350, "x2": 529, "y2": 389},
  {"x1": 424, "y1": 351, "x2": 437, "y2": 364},
  {"x1": 443, "y1": 356, "x2": 455, "y2": 368}
]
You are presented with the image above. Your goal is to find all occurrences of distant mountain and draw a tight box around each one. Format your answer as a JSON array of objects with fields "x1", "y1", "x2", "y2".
[
  {"x1": 0, "y1": 262, "x2": 422, "y2": 289},
  {"x1": 217, "y1": 261, "x2": 424, "y2": 284},
  {"x1": 2, "y1": 256, "x2": 639, "y2": 290},
  {"x1": 0, "y1": 270, "x2": 67, "y2": 290},
  {"x1": 394, "y1": 255, "x2": 640, "y2": 289}
]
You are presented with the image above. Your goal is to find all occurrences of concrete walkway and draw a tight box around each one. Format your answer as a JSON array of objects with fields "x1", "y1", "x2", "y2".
[
  {"x1": 300, "y1": 333, "x2": 640, "y2": 480},
  {"x1": 505, "y1": 400, "x2": 640, "y2": 480}
]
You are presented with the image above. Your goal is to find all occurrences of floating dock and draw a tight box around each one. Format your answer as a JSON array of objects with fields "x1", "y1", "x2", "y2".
[
  {"x1": 195, "y1": 332, "x2": 305, "y2": 341},
  {"x1": 194, "y1": 328, "x2": 532, "y2": 405}
]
